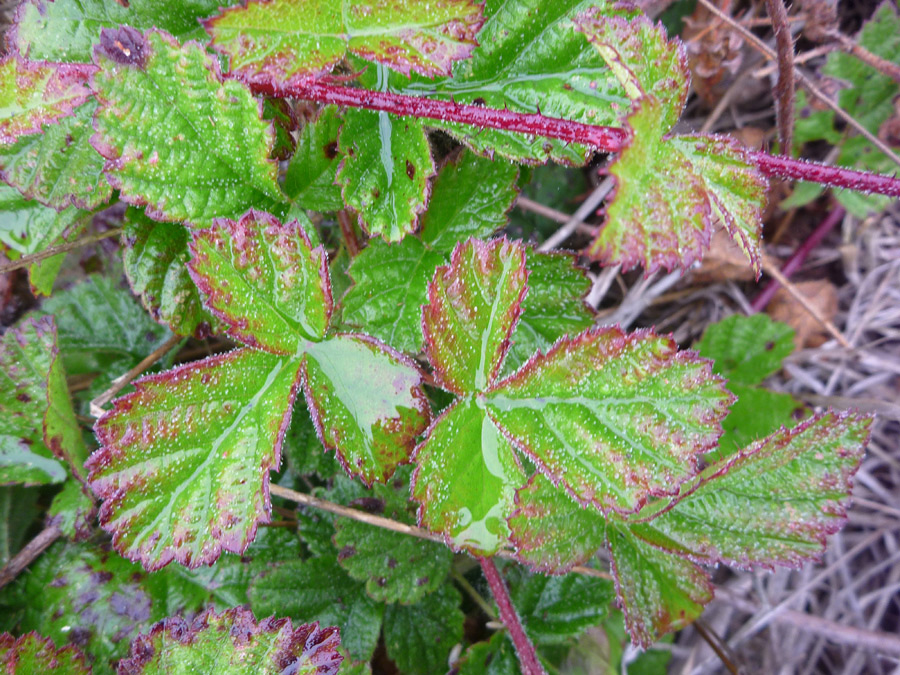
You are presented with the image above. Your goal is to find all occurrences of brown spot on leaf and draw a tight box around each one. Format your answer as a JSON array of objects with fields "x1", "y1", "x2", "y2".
[
  {"x1": 98, "y1": 27, "x2": 147, "y2": 68},
  {"x1": 324, "y1": 141, "x2": 339, "y2": 159},
  {"x1": 416, "y1": 576, "x2": 429, "y2": 586},
  {"x1": 16, "y1": 393, "x2": 30, "y2": 403},
  {"x1": 387, "y1": 558, "x2": 397, "y2": 569},
  {"x1": 406, "y1": 160, "x2": 415, "y2": 180},
  {"x1": 349, "y1": 497, "x2": 384, "y2": 514},
  {"x1": 376, "y1": 577, "x2": 387, "y2": 587},
  {"x1": 338, "y1": 545, "x2": 356, "y2": 561}
]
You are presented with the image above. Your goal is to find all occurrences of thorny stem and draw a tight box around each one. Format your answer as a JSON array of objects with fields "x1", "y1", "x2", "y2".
[
  {"x1": 249, "y1": 80, "x2": 900, "y2": 198},
  {"x1": 478, "y1": 557, "x2": 546, "y2": 675},
  {"x1": 764, "y1": 0, "x2": 795, "y2": 154}
]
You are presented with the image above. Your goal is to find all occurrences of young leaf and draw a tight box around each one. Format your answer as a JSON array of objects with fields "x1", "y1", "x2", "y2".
[
  {"x1": 188, "y1": 210, "x2": 332, "y2": 351},
  {"x1": 696, "y1": 314, "x2": 795, "y2": 385},
  {"x1": 411, "y1": 398, "x2": 525, "y2": 555},
  {"x1": 423, "y1": 238, "x2": 527, "y2": 394},
  {"x1": 0, "y1": 633, "x2": 90, "y2": 674},
  {"x1": 485, "y1": 327, "x2": 732, "y2": 513},
  {"x1": 89, "y1": 348, "x2": 303, "y2": 570},
  {"x1": 118, "y1": 607, "x2": 342, "y2": 675},
  {"x1": 11, "y1": 0, "x2": 224, "y2": 63},
  {"x1": 336, "y1": 108, "x2": 434, "y2": 242},
  {"x1": 250, "y1": 557, "x2": 384, "y2": 662},
  {"x1": 91, "y1": 28, "x2": 284, "y2": 226},
  {"x1": 0, "y1": 100, "x2": 112, "y2": 210},
  {"x1": 574, "y1": 11, "x2": 766, "y2": 273},
  {"x1": 0, "y1": 56, "x2": 93, "y2": 144},
  {"x1": 123, "y1": 208, "x2": 218, "y2": 338},
  {"x1": 382, "y1": 584, "x2": 464, "y2": 675},
  {"x1": 205, "y1": 0, "x2": 484, "y2": 81},
  {"x1": 302, "y1": 334, "x2": 430, "y2": 484},
  {"x1": 284, "y1": 105, "x2": 344, "y2": 212}
]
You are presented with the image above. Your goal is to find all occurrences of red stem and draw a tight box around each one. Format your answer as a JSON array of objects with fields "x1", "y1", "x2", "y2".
[
  {"x1": 249, "y1": 80, "x2": 900, "y2": 198},
  {"x1": 478, "y1": 557, "x2": 545, "y2": 675}
]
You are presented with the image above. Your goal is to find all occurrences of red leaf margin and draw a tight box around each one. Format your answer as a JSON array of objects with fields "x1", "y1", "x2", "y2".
[{"x1": 0, "y1": 632, "x2": 91, "y2": 673}]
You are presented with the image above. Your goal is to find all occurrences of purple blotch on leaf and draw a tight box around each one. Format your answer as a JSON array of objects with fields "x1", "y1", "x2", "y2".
[{"x1": 98, "y1": 26, "x2": 147, "y2": 68}]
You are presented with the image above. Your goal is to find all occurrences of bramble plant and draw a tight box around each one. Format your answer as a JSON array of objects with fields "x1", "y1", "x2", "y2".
[{"x1": 0, "y1": 0, "x2": 891, "y2": 673}]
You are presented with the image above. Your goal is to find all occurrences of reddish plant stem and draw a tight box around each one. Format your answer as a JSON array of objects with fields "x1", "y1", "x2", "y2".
[
  {"x1": 250, "y1": 80, "x2": 900, "y2": 198},
  {"x1": 764, "y1": 0, "x2": 795, "y2": 155},
  {"x1": 337, "y1": 209, "x2": 360, "y2": 257},
  {"x1": 751, "y1": 205, "x2": 846, "y2": 311},
  {"x1": 478, "y1": 557, "x2": 545, "y2": 675}
]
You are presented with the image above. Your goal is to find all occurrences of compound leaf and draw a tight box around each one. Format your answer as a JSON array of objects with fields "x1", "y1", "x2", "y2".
[
  {"x1": 188, "y1": 211, "x2": 331, "y2": 352},
  {"x1": 205, "y1": 0, "x2": 484, "y2": 81},
  {"x1": 382, "y1": 584, "x2": 464, "y2": 675},
  {"x1": 0, "y1": 56, "x2": 93, "y2": 144},
  {"x1": 412, "y1": 398, "x2": 525, "y2": 556},
  {"x1": 284, "y1": 105, "x2": 344, "y2": 212},
  {"x1": 118, "y1": 607, "x2": 342, "y2": 675},
  {"x1": 250, "y1": 557, "x2": 384, "y2": 662},
  {"x1": 336, "y1": 108, "x2": 433, "y2": 242},
  {"x1": 485, "y1": 327, "x2": 732, "y2": 514},
  {"x1": 423, "y1": 238, "x2": 527, "y2": 394},
  {"x1": 123, "y1": 208, "x2": 218, "y2": 338},
  {"x1": 91, "y1": 28, "x2": 283, "y2": 226},
  {"x1": 0, "y1": 100, "x2": 112, "y2": 210},
  {"x1": 0, "y1": 633, "x2": 90, "y2": 674},
  {"x1": 302, "y1": 334, "x2": 430, "y2": 484},
  {"x1": 89, "y1": 348, "x2": 303, "y2": 570}
]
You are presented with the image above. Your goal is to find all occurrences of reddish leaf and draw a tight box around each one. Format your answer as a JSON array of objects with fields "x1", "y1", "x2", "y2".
[{"x1": 0, "y1": 632, "x2": 90, "y2": 674}]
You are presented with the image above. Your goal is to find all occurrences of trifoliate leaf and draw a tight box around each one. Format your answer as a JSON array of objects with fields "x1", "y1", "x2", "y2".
[
  {"x1": 123, "y1": 208, "x2": 218, "y2": 338},
  {"x1": 0, "y1": 100, "x2": 112, "y2": 210},
  {"x1": 606, "y1": 521, "x2": 713, "y2": 649},
  {"x1": 250, "y1": 557, "x2": 384, "y2": 662},
  {"x1": 118, "y1": 607, "x2": 342, "y2": 675},
  {"x1": 382, "y1": 584, "x2": 464, "y2": 675},
  {"x1": 696, "y1": 314, "x2": 795, "y2": 385},
  {"x1": 574, "y1": 11, "x2": 765, "y2": 273},
  {"x1": 0, "y1": 317, "x2": 80, "y2": 486},
  {"x1": 419, "y1": 151, "x2": 520, "y2": 252},
  {"x1": 205, "y1": 0, "x2": 484, "y2": 81},
  {"x1": 188, "y1": 211, "x2": 332, "y2": 351},
  {"x1": 0, "y1": 56, "x2": 93, "y2": 144},
  {"x1": 334, "y1": 472, "x2": 452, "y2": 603},
  {"x1": 284, "y1": 105, "x2": 344, "y2": 212},
  {"x1": 423, "y1": 238, "x2": 527, "y2": 394},
  {"x1": 0, "y1": 633, "x2": 90, "y2": 674},
  {"x1": 91, "y1": 28, "x2": 283, "y2": 226},
  {"x1": 485, "y1": 327, "x2": 732, "y2": 513},
  {"x1": 336, "y1": 108, "x2": 434, "y2": 242},
  {"x1": 47, "y1": 480, "x2": 95, "y2": 541},
  {"x1": 636, "y1": 411, "x2": 870, "y2": 569},
  {"x1": 11, "y1": 0, "x2": 224, "y2": 63},
  {"x1": 411, "y1": 398, "x2": 525, "y2": 555},
  {"x1": 302, "y1": 334, "x2": 430, "y2": 484},
  {"x1": 89, "y1": 348, "x2": 303, "y2": 570}
]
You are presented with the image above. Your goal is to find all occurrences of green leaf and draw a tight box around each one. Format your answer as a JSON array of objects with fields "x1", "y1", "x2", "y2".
[
  {"x1": 336, "y1": 108, "x2": 434, "y2": 242},
  {"x1": 284, "y1": 105, "x2": 344, "y2": 212},
  {"x1": 0, "y1": 100, "x2": 112, "y2": 210},
  {"x1": 605, "y1": 521, "x2": 713, "y2": 649},
  {"x1": 411, "y1": 398, "x2": 525, "y2": 555},
  {"x1": 262, "y1": 98, "x2": 297, "y2": 161},
  {"x1": 205, "y1": 0, "x2": 484, "y2": 81},
  {"x1": 0, "y1": 317, "x2": 77, "y2": 486},
  {"x1": 0, "y1": 486, "x2": 39, "y2": 565},
  {"x1": 282, "y1": 403, "x2": 342, "y2": 480},
  {"x1": 419, "y1": 151, "x2": 520, "y2": 252},
  {"x1": 91, "y1": 28, "x2": 283, "y2": 226},
  {"x1": 715, "y1": 383, "x2": 804, "y2": 455},
  {"x1": 89, "y1": 348, "x2": 303, "y2": 570},
  {"x1": 505, "y1": 565, "x2": 614, "y2": 645},
  {"x1": 400, "y1": 0, "x2": 632, "y2": 164},
  {"x1": 123, "y1": 208, "x2": 218, "y2": 338},
  {"x1": 11, "y1": 0, "x2": 224, "y2": 63},
  {"x1": 302, "y1": 334, "x2": 430, "y2": 484},
  {"x1": 485, "y1": 327, "x2": 732, "y2": 513},
  {"x1": 341, "y1": 237, "x2": 446, "y2": 353},
  {"x1": 47, "y1": 480, "x2": 95, "y2": 541},
  {"x1": 250, "y1": 557, "x2": 384, "y2": 662},
  {"x1": 0, "y1": 56, "x2": 93, "y2": 144},
  {"x1": 383, "y1": 584, "x2": 464, "y2": 675},
  {"x1": 118, "y1": 607, "x2": 342, "y2": 675},
  {"x1": 636, "y1": 411, "x2": 871, "y2": 569},
  {"x1": 188, "y1": 210, "x2": 332, "y2": 351},
  {"x1": 696, "y1": 314, "x2": 795, "y2": 385},
  {"x1": 455, "y1": 632, "x2": 520, "y2": 675},
  {"x1": 333, "y1": 472, "x2": 452, "y2": 603},
  {"x1": 0, "y1": 633, "x2": 90, "y2": 674},
  {"x1": 502, "y1": 249, "x2": 595, "y2": 376},
  {"x1": 423, "y1": 238, "x2": 527, "y2": 394}
]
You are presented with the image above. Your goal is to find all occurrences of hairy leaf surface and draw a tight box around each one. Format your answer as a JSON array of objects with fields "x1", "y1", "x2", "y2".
[
  {"x1": 91, "y1": 29, "x2": 283, "y2": 226},
  {"x1": 382, "y1": 584, "x2": 464, "y2": 675},
  {"x1": 89, "y1": 349, "x2": 302, "y2": 570},
  {"x1": 284, "y1": 105, "x2": 344, "y2": 212},
  {"x1": 118, "y1": 607, "x2": 342, "y2": 675},
  {"x1": 205, "y1": 0, "x2": 483, "y2": 81},
  {"x1": 696, "y1": 314, "x2": 795, "y2": 385},
  {"x1": 486, "y1": 327, "x2": 732, "y2": 513},
  {"x1": 0, "y1": 633, "x2": 90, "y2": 674}
]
